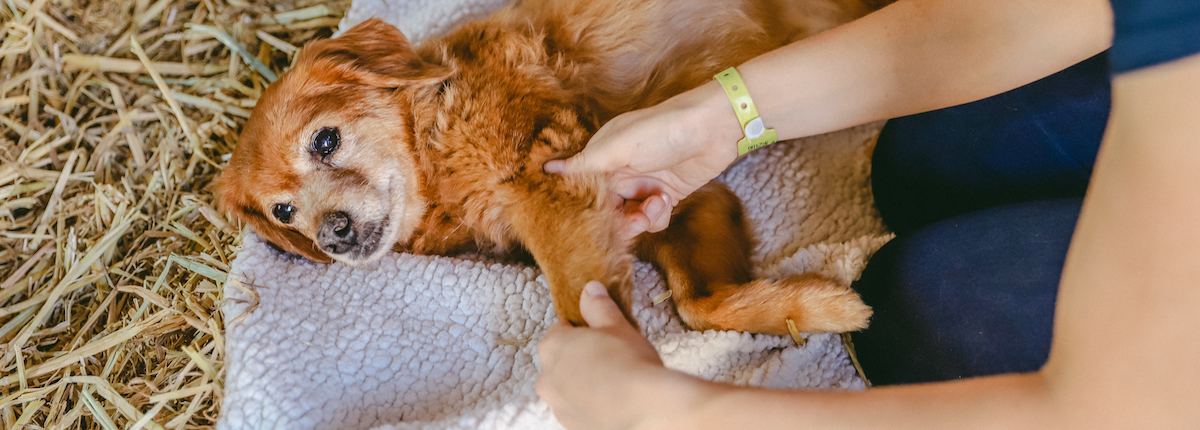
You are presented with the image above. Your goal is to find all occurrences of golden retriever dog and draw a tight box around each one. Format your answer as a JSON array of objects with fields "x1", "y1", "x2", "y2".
[{"x1": 218, "y1": 0, "x2": 882, "y2": 334}]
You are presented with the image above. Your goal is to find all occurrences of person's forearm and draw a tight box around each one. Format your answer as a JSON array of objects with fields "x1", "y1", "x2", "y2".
[
  {"x1": 657, "y1": 53, "x2": 1200, "y2": 430},
  {"x1": 692, "y1": 0, "x2": 1113, "y2": 140},
  {"x1": 671, "y1": 373, "x2": 1056, "y2": 430}
]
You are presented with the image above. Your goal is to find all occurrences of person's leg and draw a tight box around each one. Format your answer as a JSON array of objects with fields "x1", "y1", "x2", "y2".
[
  {"x1": 851, "y1": 198, "x2": 1081, "y2": 385},
  {"x1": 850, "y1": 53, "x2": 1111, "y2": 385},
  {"x1": 870, "y1": 52, "x2": 1110, "y2": 235}
]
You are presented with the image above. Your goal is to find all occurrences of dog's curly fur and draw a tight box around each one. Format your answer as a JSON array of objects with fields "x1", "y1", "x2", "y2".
[{"x1": 217, "y1": 0, "x2": 880, "y2": 333}]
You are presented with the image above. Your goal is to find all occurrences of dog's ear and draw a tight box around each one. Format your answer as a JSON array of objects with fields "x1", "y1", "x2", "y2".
[
  {"x1": 297, "y1": 18, "x2": 453, "y2": 88},
  {"x1": 216, "y1": 182, "x2": 333, "y2": 264}
]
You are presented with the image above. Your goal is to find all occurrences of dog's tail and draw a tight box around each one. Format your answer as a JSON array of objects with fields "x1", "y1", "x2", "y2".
[
  {"x1": 634, "y1": 182, "x2": 872, "y2": 335},
  {"x1": 673, "y1": 274, "x2": 873, "y2": 335}
]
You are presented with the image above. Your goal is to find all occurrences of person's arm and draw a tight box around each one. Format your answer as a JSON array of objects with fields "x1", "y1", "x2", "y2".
[
  {"x1": 739, "y1": 0, "x2": 1112, "y2": 139},
  {"x1": 546, "y1": 0, "x2": 1113, "y2": 235},
  {"x1": 537, "y1": 52, "x2": 1200, "y2": 430}
]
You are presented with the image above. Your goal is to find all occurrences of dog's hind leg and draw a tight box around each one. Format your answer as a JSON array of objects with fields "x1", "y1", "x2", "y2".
[{"x1": 634, "y1": 182, "x2": 872, "y2": 335}]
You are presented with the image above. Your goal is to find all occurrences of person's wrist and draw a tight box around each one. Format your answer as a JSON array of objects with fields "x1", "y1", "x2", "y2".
[
  {"x1": 704, "y1": 80, "x2": 749, "y2": 152},
  {"x1": 630, "y1": 368, "x2": 726, "y2": 430},
  {"x1": 670, "y1": 81, "x2": 743, "y2": 163}
]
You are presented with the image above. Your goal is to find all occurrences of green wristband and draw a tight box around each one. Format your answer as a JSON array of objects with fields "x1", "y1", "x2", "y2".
[{"x1": 714, "y1": 67, "x2": 778, "y2": 155}]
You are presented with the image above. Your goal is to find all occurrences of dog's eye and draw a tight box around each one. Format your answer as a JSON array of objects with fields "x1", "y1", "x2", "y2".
[
  {"x1": 312, "y1": 127, "x2": 340, "y2": 159},
  {"x1": 273, "y1": 204, "x2": 295, "y2": 224}
]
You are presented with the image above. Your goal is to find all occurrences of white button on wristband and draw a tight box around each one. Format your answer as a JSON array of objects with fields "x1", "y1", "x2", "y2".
[{"x1": 745, "y1": 117, "x2": 765, "y2": 140}]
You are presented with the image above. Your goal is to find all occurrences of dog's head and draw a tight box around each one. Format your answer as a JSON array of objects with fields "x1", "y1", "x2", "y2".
[{"x1": 217, "y1": 19, "x2": 452, "y2": 264}]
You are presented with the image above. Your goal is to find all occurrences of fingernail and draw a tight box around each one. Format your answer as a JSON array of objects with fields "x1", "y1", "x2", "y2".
[
  {"x1": 584, "y1": 281, "x2": 608, "y2": 297},
  {"x1": 543, "y1": 160, "x2": 564, "y2": 174},
  {"x1": 642, "y1": 196, "x2": 665, "y2": 221}
]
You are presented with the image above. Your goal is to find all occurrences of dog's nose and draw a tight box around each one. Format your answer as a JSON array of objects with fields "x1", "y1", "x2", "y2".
[{"x1": 317, "y1": 211, "x2": 357, "y2": 253}]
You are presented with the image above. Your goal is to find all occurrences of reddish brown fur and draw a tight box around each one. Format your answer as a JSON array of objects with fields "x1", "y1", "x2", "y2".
[{"x1": 217, "y1": 0, "x2": 879, "y2": 333}]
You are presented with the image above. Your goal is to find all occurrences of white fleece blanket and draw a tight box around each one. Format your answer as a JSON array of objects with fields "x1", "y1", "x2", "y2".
[{"x1": 217, "y1": 2, "x2": 893, "y2": 429}]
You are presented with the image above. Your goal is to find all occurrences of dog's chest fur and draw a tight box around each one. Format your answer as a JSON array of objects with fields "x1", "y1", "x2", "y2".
[{"x1": 399, "y1": 24, "x2": 604, "y2": 257}]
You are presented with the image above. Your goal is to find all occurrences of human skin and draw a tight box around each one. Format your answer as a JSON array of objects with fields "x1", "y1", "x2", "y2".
[
  {"x1": 538, "y1": 52, "x2": 1200, "y2": 430},
  {"x1": 537, "y1": 0, "x2": 1200, "y2": 428},
  {"x1": 545, "y1": 0, "x2": 1113, "y2": 236}
]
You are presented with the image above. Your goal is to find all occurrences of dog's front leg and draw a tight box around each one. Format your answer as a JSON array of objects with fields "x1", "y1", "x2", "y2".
[{"x1": 499, "y1": 179, "x2": 635, "y2": 327}]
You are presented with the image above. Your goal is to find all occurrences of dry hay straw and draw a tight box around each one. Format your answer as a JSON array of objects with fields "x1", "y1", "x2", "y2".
[{"x1": 1, "y1": 0, "x2": 349, "y2": 427}]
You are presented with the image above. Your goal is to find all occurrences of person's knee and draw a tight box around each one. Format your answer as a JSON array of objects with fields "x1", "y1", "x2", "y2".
[{"x1": 851, "y1": 199, "x2": 1082, "y2": 385}]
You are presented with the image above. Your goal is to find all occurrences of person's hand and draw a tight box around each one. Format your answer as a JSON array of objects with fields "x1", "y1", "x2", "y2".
[
  {"x1": 536, "y1": 281, "x2": 714, "y2": 430},
  {"x1": 544, "y1": 83, "x2": 743, "y2": 238}
]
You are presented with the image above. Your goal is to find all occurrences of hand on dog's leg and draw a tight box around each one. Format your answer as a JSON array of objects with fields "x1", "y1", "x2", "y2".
[{"x1": 537, "y1": 281, "x2": 714, "y2": 430}]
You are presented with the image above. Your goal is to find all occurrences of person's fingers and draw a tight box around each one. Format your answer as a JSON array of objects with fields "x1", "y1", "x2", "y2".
[
  {"x1": 578, "y1": 281, "x2": 628, "y2": 328},
  {"x1": 619, "y1": 212, "x2": 651, "y2": 240},
  {"x1": 544, "y1": 146, "x2": 623, "y2": 176},
  {"x1": 609, "y1": 192, "x2": 627, "y2": 211},
  {"x1": 639, "y1": 194, "x2": 666, "y2": 222},
  {"x1": 640, "y1": 195, "x2": 671, "y2": 233},
  {"x1": 617, "y1": 197, "x2": 652, "y2": 239},
  {"x1": 542, "y1": 159, "x2": 567, "y2": 174},
  {"x1": 543, "y1": 154, "x2": 593, "y2": 175},
  {"x1": 613, "y1": 176, "x2": 690, "y2": 207},
  {"x1": 614, "y1": 177, "x2": 664, "y2": 201}
]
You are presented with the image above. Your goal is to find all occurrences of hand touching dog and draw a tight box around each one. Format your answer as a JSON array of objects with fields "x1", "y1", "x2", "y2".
[{"x1": 537, "y1": 281, "x2": 716, "y2": 430}]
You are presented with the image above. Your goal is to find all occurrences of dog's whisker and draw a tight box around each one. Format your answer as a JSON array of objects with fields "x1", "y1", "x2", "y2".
[{"x1": 442, "y1": 219, "x2": 467, "y2": 243}]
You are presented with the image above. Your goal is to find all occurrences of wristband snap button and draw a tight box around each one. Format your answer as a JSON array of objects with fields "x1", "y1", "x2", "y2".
[{"x1": 744, "y1": 117, "x2": 765, "y2": 139}]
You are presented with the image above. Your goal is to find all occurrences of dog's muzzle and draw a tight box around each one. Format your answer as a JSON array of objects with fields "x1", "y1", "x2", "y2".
[{"x1": 317, "y1": 211, "x2": 383, "y2": 259}]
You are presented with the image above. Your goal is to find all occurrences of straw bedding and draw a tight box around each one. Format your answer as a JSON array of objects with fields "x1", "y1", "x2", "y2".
[{"x1": 1, "y1": 0, "x2": 349, "y2": 427}]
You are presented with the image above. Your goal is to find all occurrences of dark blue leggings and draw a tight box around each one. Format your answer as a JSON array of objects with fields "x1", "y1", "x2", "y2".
[{"x1": 850, "y1": 52, "x2": 1111, "y2": 385}]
